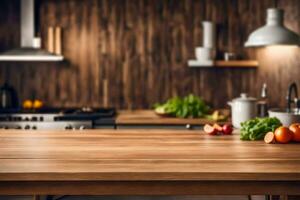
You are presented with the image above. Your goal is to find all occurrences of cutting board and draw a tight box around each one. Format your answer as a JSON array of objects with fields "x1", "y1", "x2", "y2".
[{"x1": 116, "y1": 110, "x2": 230, "y2": 125}]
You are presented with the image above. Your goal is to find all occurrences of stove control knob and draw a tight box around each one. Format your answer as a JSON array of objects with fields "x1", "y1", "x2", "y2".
[
  {"x1": 24, "y1": 125, "x2": 30, "y2": 130},
  {"x1": 16, "y1": 126, "x2": 22, "y2": 129},
  {"x1": 79, "y1": 126, "x2": 86, "y2": 130},
  {"x1": 65, "y1": 125, "x2": 73, "y2": 130},
  {"x1": 32, "y1": 126, "x2": 37, "y2": 130}
]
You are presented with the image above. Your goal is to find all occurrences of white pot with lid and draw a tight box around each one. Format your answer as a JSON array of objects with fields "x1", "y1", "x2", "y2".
[{"x1": 228, "y1": 93, "x2": 257, "y2": 128}]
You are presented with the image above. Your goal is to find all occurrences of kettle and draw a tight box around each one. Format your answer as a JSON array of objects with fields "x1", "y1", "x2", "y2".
[
  {"x1": 0, "y1": 83, "x2": 19, "y2": 109},
  {"x1": 228, "y1": 93, "x2": 257, "y2": 128}
]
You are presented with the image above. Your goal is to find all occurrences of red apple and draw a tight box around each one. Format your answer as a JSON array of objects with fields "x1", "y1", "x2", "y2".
[{"x1": 222, "y1": 124, "x2": 233, "y2": 135}]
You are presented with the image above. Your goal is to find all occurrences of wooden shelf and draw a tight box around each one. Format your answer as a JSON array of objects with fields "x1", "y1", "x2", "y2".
[
  {"x1": 188, "y1": 60, "x2": 258, "y2": 68},
  {"x1": 215, "y1": 60, "x2": 258, "y2": 67}
]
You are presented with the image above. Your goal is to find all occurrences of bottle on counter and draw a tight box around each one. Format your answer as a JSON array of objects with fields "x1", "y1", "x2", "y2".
[{"x1": 258, "y1": 83, "x2": 268, "y2": 117}]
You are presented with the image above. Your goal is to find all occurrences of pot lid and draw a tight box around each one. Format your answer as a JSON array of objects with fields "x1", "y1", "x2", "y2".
[{"x1": 232, "y1": 93, "x2": 257, "y2": 102}]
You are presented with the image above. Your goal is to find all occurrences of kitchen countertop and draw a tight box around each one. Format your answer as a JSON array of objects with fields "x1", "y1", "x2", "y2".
[
  {"x1": 0, "y1": 129, "x2": 300, "y2": 195},
  {"x1": 116, "y1": 110, "x2": 230, "y2": 125}
]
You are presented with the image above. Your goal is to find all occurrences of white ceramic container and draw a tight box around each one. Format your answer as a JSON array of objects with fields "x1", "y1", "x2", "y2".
[
  {"x1": 202, "y1": 21, "x2": 216, "y2": 49},
  {"x1": 195, "y1": 47, "x2": 213, "y2": 61},
  {"x1": 228, "y1": 93, "x2": 257, "y2": 128}
]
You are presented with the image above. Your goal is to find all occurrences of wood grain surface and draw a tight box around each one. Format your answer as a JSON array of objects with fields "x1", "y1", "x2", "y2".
[
  {"x1": 0, "y1": 130, "x2": 300, "y2": 195},
  {"x1": 0, "y1": 0, "x2": 299, "y2": 109},
  {"x1": 116, "y1": 110, "x2": 229, "y2": 125},
  {"x1": 0, "y1": 130, "x2": 300, "y2": 181}
]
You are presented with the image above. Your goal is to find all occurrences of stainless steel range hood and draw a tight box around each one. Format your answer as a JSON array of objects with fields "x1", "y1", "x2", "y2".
[{"x1": 0, "y1": 0, "x2": 63, "y2": 62}]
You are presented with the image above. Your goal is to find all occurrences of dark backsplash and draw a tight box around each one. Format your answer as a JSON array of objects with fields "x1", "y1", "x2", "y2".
[{"x1": 0, "y1": 0, "x2": 299, "y2": 109}]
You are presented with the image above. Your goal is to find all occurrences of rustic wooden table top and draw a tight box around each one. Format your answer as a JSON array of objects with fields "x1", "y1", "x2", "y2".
[
  {"x1": 0, "y1": 129, "x2": 299, "y2": 181},
  {"x1": 0, "y1": 129, "x2": 300, "y2": 195},
  {"x1": 116, "y1": 110, "x2": 229, "y2": 125}
]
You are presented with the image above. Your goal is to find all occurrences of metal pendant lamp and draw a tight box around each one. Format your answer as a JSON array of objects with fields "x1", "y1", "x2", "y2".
[{"x1": 245, "y1": 8, "x2": 300, "y2": 47}]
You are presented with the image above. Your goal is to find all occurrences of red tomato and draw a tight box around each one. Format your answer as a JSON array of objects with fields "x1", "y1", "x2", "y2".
[
  {"x1": 274, "y1": 126, "x2": 293, "y2": 144},
  {"x1": 289, "y1": 124, "x2": 300, "y2": 142}
]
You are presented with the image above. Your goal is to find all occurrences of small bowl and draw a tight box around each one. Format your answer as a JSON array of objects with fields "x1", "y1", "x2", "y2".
[
  {"x1": 195, "y1": 47, "x2": 215, "y2": 61},
  {"x1": 268, "y1": 108, "x2": 300, "y2": 126}
]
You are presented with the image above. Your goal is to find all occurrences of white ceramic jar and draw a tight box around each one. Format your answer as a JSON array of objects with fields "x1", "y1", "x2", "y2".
[{"x1": 228, "y1": 93, "x2": 257, "y2": 128}]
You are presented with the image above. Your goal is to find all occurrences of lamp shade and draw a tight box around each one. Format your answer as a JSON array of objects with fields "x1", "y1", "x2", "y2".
[{"x1": 245, "y1": 8, "x2": 300, "y2": 47}]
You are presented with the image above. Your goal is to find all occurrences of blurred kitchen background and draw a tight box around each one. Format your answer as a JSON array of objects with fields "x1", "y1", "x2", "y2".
[{"x1": 0, "y1": 0, "x2": 299, "y2": 109}]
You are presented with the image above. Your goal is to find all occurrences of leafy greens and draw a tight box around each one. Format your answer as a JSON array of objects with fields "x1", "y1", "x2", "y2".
[
  {"x1": 154, "y1": 94, "x2": 210, "y2": 118},
  {"x1": 240, "y1": 117, "x2": 282, "y2": 140}
]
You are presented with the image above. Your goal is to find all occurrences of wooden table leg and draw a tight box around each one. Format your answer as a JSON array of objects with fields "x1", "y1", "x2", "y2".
[
  {"x1": 269, "y1": 195, "x2": 298, "y2": 200},
  {"x1": 46, "y1": 195, "x2": 54, "y2": 200},
  {"x1": 271, "y1": 195, "x2": 280, "y2": 200},
  {"x1": 33, "y1": 195, "x2": 40, "y2": 200},
  {"x1": 281, "y1": 195, "x2": 288, "y2": 200},
  {"x1": 286, "y1": 196, "x2": 300, "y2": 200}
]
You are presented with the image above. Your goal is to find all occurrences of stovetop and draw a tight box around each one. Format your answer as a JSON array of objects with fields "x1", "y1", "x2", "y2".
[{"x1": 0, "y1": 107, "x2": 116, "y2": 130}]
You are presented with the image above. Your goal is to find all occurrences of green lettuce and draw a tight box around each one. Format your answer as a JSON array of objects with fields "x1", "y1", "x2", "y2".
[{"x1": 240, "y1": 117, "x2": 282, "y2": 140}]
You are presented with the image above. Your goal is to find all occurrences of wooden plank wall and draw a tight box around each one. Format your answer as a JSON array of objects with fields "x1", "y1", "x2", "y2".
[{"x1": 0, "y1": 0, "x2": 299, "y2": 109}]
